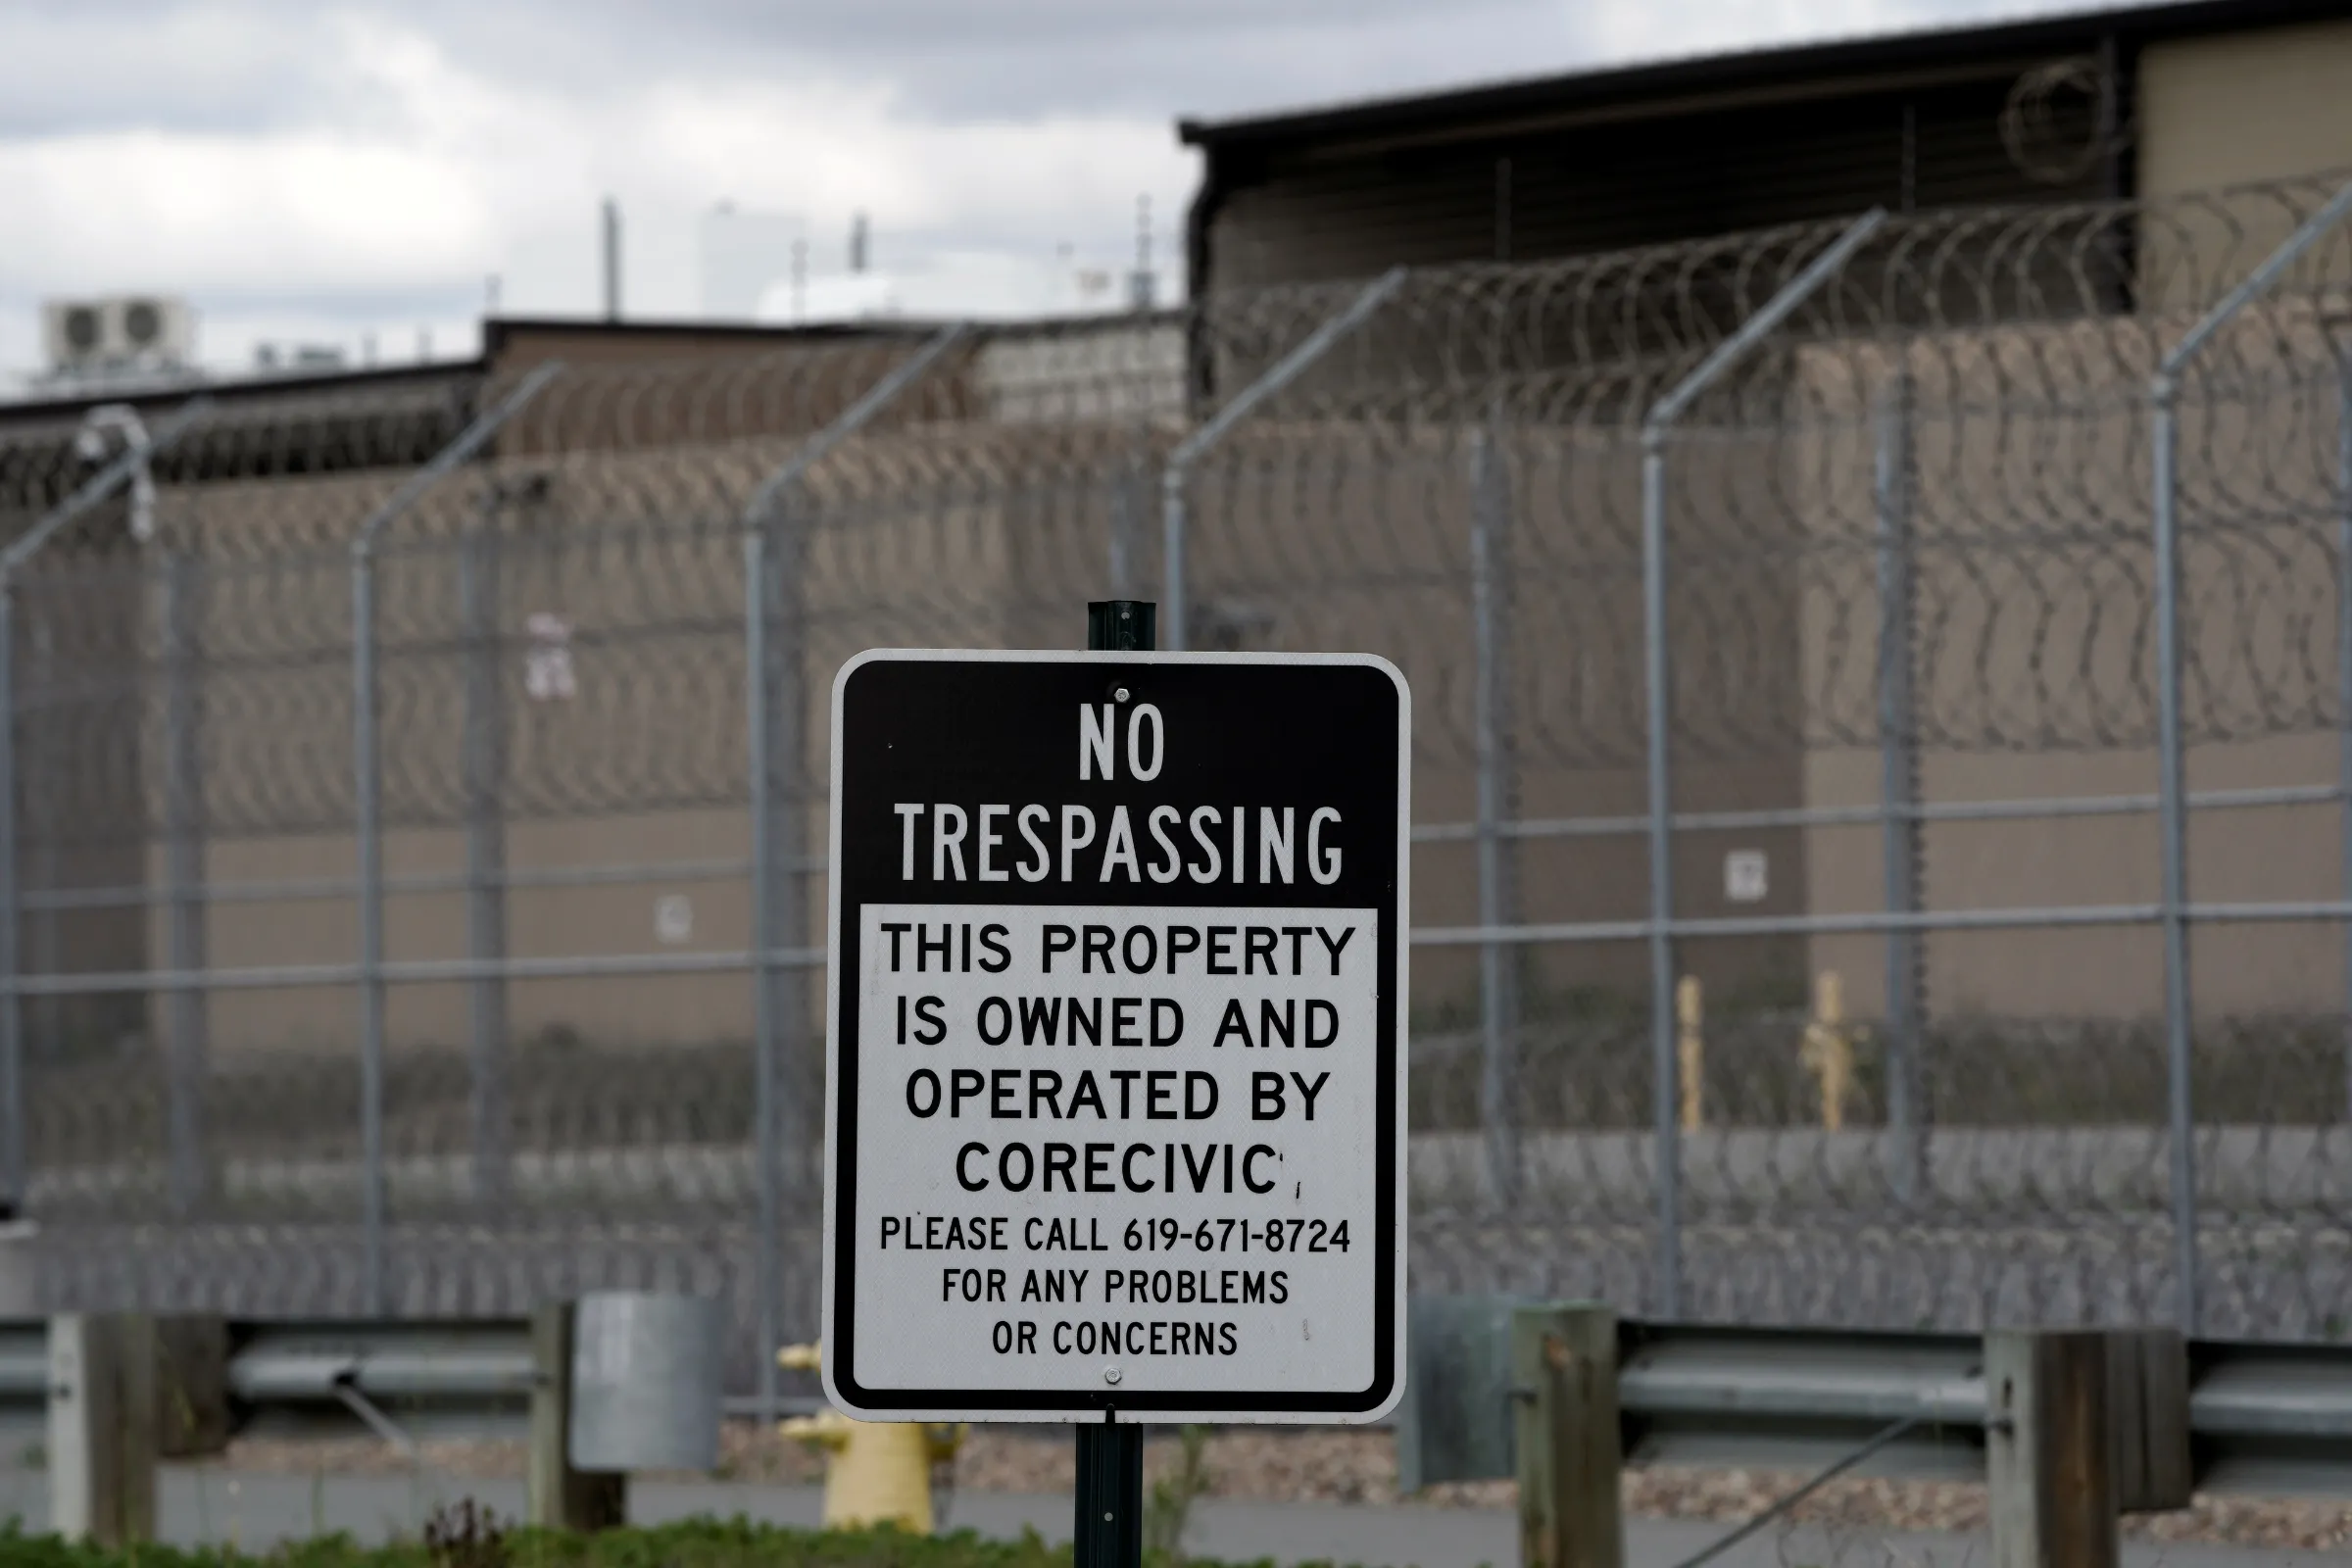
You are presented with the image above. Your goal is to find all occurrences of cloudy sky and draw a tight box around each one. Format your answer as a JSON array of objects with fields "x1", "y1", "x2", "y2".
[{"x1": 0, "y1": 0, "x2": 2104, "y2": 384}]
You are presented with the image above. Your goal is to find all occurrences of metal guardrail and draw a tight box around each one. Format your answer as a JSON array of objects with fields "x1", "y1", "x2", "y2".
[
  {"x1": 1405, "y1": 1310, "x2": 2352, "y2": 1502},
  {"x1": 0, "y1": 1318, "x2": 38, "y2": 1437},
  {"x1": 6, "y1": 1305, "x2": 2352, "y2": 1555},
  {"x1": 0, "y1": 1315, "x2": 538, "y2": 1446},
  {"x1": 226, "y1": 1319, "x2": 537, "y2": 1445},
  {"x1": 1616, "y1": 1324, "x2": 2352, "y2": 1495},
  {"x1": 0, "y1": 1311, "x2": 2344, "y2": 1495}
]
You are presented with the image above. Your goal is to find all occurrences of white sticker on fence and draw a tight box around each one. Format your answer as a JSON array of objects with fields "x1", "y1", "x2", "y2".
[{"x1": 1724, "y1": 849, "x2": 1768, "y2": 904}]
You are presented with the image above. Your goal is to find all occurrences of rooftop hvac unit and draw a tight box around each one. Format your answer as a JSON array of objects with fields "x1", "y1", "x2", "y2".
[{"x1": 39, "y1": 295, "x2": 196, "y2": 372}]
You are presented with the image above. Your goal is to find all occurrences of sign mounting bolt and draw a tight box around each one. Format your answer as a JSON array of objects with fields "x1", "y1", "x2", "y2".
[{"x1": 1103, "y1": 1365, "x2": 1123, "y2": 1385}]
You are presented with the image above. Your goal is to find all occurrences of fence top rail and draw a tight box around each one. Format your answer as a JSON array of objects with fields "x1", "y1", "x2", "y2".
[
  {"x1": 1644, "y1": 209, "x2": 1888, "y2": 436},
  {"x1": 2158, "y1": 175, "x2": 2352, "y2": 382}
]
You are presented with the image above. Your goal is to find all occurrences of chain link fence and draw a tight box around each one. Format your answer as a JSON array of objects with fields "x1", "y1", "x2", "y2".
[{"x1": 7, "y1": 172, "x2": 2352, "y2": 1406}]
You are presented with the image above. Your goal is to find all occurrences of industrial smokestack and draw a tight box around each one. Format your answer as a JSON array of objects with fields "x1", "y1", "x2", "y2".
[
  {"x1": 1130, "y1": 194, "x2": 1154, "y2": 313},
  {"x1": 602, "y1": 198, "x2": 621, "y2": 321}
]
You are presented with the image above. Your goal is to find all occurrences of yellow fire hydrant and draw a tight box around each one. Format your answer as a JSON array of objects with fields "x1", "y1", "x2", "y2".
[
  {"x1": 1797, "y1": 971, "x2": 1858, "y2": 1132},
  {"x1": 777, "y1": 1344, "x2": 963, "y2": 1533}
]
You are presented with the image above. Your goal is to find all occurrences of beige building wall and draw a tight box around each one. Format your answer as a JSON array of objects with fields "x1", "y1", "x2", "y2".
[
  {"x1": 2132, "y1": 24, "x2": 2352, "y2": 318},
  {"x1": 107, "y1": 263, "x2": 2351, "y2": 1055},
  {"x1": 1197, "y1": 416, "x2": 1812, "y2": 1020},
  {"x1": 2139, "y1": 22, "x2": 2352, "y2": 199},
  {"x1": 1794, "y1": 299, "x2": 2345, "y2": 1021},
  {"x1": 159, "y1": 419, "x2": 1085, "y2": 1055}
]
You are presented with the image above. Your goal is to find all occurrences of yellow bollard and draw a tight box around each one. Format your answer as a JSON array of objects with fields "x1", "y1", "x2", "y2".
[
  {"x1": 1676, "y1": 976, "x2": 1704, "y2": 1132},
  {"x1": 777, "y1": 1344, "x2": 962, "y2": 1534},
  {"x1": 1797, "y1": 971, "x2": 1855, "y2": 1132}
]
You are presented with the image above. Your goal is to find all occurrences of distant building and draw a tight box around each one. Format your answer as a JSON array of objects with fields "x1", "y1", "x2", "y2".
[
  {"x1": 1179, "y1": 0, "x2": 2352, "y2": 293},
  {"x1": 754, "y1": 252, "x2": 1128, "y2": 325}
]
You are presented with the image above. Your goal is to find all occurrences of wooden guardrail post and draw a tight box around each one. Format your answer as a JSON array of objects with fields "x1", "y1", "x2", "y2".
[
  {"x1": 530, "y1": 1302, "x2": 626, "y2": 1532},
  {"x1": 48, "y1": 1313, "x2": 158, "y2": 1545},
  {"x1": 1986, "y1": 1329, "x2": 2117, "y2": 1568},
  {"x1": 155, "y1": 1314, "x2": 230, "y2": 1459},
  {"x1": 1512, "y1": 1303, "x2": 1623, "y2": 1568},
  {"x1": 2106, "y1": 1327, "x2": 2192, "y2": 1513}
]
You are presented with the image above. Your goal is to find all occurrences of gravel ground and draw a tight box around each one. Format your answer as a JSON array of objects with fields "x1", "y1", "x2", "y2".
[{"x1": 215, "y1": 1424, "x2": 2352, "y2": 1554}]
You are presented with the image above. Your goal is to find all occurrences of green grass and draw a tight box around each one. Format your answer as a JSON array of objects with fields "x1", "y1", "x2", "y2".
[{"x1": 0, "y1": 1514, "x2": 1376, "y2": 1568}]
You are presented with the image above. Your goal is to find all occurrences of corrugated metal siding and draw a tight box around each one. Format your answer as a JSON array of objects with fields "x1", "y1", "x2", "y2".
[{"x1": 1202, "y1": 71, "x2": 2112, "y2": 292}]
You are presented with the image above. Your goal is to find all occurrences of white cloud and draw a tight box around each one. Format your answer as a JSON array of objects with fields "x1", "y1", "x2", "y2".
[
  {"x1": 0, "y1": 130, "x2": 496, "y2": 295},
  {"x1": 0, "y1": 0, "x2": 2099, "y2": 383}
]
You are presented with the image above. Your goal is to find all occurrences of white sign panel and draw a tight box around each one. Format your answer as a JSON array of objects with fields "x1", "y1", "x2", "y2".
[
  {"x1": 820, "y1": 650, "x2": 1409, "y2": 1424},
  {"x1": 1724, "y1": 849, "x2": 1768, "y2": 904}
]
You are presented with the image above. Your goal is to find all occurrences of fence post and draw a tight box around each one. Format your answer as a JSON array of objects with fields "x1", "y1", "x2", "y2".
[
  {"x1": 1638, "y1": 211, "x2": 1886, "y2": 1316},
  {"x1": 741, "y1": 325, "x2": 968, "y2": 1424},
  {"x1": 2338, "y1": 345, "x2": 2352, "y2": 1127},
  {"x1": 2150, "y1": 175, "x2": 2352, "y2": 1337},
  {"x1": 460, "y1": 509, "x2": 510, "y2": 1210},
  {"x1": 352, "y1": 364, "x2": 563, "y2": 1314},
  {"x1": 0, "y1": 396, "x2": 210, "y2": 1214},
  {"x1": 0, "y1": 584, "x2": 18, "y2": 1214},
  {"x1": 160, "y1": 545, "x2": 209, "y2": 1217},
  {"x1": 1984, "y1": 1328, "x2": 2116, "y2": 1568},
  {"x1": 1471, "y1": 424, "x2": 1523, "y2": 1206},
  {"x1": 1511, "y1": 1303, "x2": 1622, "y2": 1568},
  {"x1": 1873, "y1": 372, "x2": 1925, "y2": 1206},
  {"x1": 1160, "y1": 268, "x2": 1404, "y2": 650},
  {"x1": 25, "y1": 610, "x2": 57, "y2": 1091}
]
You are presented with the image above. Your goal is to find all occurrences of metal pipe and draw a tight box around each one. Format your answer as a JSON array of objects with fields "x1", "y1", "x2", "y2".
[
  {"x1": 24, "y1": 611, "x2": 55, "y2": 1087},
  {"x1": 744, "y1": 521, "x2": 778, "y2": 1429},
  {"x1": 2339, "y1": 348, "x2": 2352, "y2": 1127},
  {"x1": 460, "y1": 521, "x2": 509, "y2": 1211},
  {"x1": 1415, "y1": 905, "x2": 2165, "y2": 948},
  {"x1": 1875, "y1": 372, "x2": 1923, "y2": 1207},
  {"x1": 740, "y1": 324, "x2": 966, "y2": 1429},
  {"x1": 351, "y1": 362, "x2": 564, "y2": 1314},
  {"x1": 30, "y1": 882, "x2": 2352, "y2": 1000},
  {"x1": 2148, "y1": 175, "x2": 2352, "y2": 1337},
  {"x1": 10, "y1": 763, "x2": 2347, "y2": 915},
  {"x1": 350, "y1": 542, "x2": 386, "y2": 1314},
  {"x1": 1408, "y1": 781, "x2": 2349, "y2": 843},
  {"x1": 228, "y1": 1335, "x2": 536, "y2": 1401},
  {"x1": 161, "y1": 548, "x2": 208, "y2": 1217},
  {"x1": 1159, "y1": 269, "x2": 1405, "y2": 651},
  {"x1": 2, "y1": 945, "x2": 831, "y2": 998},
  {"x1": 1637, "y1": 209, "x2": 1888, "y2": 1318},
  {"x1": 1470, "y1": 426, "x2": 1520, "y2": 1207},
  {"x1": 0, "y1": 587, "x2": 17, "y2": 1212},
  {"x1": 23, "y1": 856, "x2": 773, "y2": 912},
  {"x1": 1639, "y1": 433, "x2": 1680, "y2": 1316}
]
